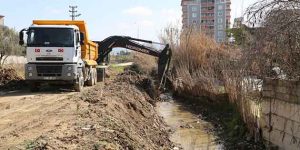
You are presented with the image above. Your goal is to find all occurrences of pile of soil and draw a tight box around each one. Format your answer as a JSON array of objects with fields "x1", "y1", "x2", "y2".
[
  {"x1": 19, "y1": 74, "x2": 173, "y2": 149},
  {"x1": 0, "y1": 68, "x2": 22, "y2": 86},
  {"x1": 116, "y1": 71, "x2": 160, "y2": 102},
  {"x1": 0, "y1": 68, "x2": 25, "y2": 91}
]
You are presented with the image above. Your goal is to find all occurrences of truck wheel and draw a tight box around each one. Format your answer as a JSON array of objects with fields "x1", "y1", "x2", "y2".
[
  {"x1": 87, "y1": 68, "x2": 94, "y2": 86},
  {"x1": 74, "y1": 71, "x2": 84, "y2": 92},
  {"x1": 29, "y1": 82, "x2": 40, "y2": 92}
]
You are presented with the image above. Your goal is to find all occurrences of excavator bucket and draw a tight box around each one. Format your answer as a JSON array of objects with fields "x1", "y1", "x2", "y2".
[{"x1": 158, "y1": 44, "x2": 172, "y2": 89}]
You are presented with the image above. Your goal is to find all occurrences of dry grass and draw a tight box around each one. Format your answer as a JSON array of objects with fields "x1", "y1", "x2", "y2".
[
  {"x1": 161, "y1": 28, "x2": 260, "y2": 135},
  {"x1": 171, "y1": 32, "x2": 240, "y2": 98}
]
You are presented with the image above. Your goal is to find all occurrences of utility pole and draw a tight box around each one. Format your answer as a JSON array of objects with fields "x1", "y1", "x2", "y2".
[{"x1": 69, "y1": 6, "x2": 81, "y2": 20}]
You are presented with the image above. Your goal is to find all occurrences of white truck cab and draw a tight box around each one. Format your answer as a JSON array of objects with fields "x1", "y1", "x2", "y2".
[
  {"x1": 20, "y1": 24, "x2": 85, "y2": 91},
  {"x1": 26, "y1": 25, "x2": 82, "y2": 64}
]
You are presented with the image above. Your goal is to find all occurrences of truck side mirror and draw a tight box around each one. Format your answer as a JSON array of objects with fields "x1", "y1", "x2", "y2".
[
  {"x1": 19, "y1": 29, "x2": 25, "y2": 46},
  {"x1": 80, "y1": 32, "x2": 85, "y2": 45}
]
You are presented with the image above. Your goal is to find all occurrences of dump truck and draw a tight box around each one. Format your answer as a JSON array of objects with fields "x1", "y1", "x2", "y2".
[
  {"x1": 19, "y1": 20, "x2": 172, "y2": 92},
  {"x1": 19, "y1": 20, "x2": 98, "y2": 92}
]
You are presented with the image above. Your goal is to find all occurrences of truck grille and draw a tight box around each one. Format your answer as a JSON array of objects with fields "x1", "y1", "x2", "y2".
[
  {"x1": 36, "y1": 57, "x2": 63, "y2": 61},
  {"x1": 36, "y1": 65, "x2": 62, "y2": 77}
]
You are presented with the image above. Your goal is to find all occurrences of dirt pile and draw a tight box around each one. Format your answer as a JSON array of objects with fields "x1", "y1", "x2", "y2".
[
  {"x1": 0, "y1": 68, "x2": 22, "y2": 85},
  {"x1": 6, "y1": 74, "x2": 172, "y2": 149},
  {"x1": 0, "y1": 68, "x2": 25, "y2": 91},
  {"x1": 116, "y1": 71, "x2": 160, "y2": 101}
]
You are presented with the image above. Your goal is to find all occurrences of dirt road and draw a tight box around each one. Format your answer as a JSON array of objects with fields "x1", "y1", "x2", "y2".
[
  {"x1": 0, "y1": 74, "x2": 172, "y2": 149},
  {"x1": 0, "y1": 90, "x2": 77, "y2": 149}
]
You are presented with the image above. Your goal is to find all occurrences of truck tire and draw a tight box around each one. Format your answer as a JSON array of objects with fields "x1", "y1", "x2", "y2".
[
  {"x1": 74, "y1": 70, "x2": 84, "y2": 92},
  {"x1": 29, "y1": 82, "x2": 40, "y2": 92},
  {"x1": 87, "y1": 67, "x2": 94, "y2": 86}
]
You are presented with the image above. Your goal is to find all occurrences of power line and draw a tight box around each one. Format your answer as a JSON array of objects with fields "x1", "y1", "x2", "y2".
[{"x1": 69, "y1": 6, "x2": 81, "y2": 21}]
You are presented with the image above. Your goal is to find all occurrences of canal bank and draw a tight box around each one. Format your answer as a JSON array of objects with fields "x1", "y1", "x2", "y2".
[
  {"x1": 157, "y1": 93, "x2": 266, "y2": 150},
  {"x1": 157, "y1": 100, "x2": 223, "y2": 150}
]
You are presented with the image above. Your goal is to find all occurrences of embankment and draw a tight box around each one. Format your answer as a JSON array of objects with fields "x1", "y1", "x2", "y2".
[{"x1": 0, "y1": 72, "x2": 173, "y2": 149}]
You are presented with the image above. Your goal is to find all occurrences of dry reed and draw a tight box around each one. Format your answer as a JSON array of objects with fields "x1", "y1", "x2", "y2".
[
  {"x1": 171, "y1": 32, "x2": 238, "y2": 98},
  {"x1": 161, "y1": 27, "x2": 259, "y2": 135}
]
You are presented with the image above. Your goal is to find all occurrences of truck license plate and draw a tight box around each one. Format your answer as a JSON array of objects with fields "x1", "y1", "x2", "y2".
[{"x1": 43, "y1": 77, "x2": 57, "y2": 80}]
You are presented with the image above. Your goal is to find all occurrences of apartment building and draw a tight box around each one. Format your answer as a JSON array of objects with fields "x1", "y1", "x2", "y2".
[
  {"x1": 181, "y1": 0, "x2": 231, "y2": 43},
  {"x1": 0, "y1": 15, "x2": 4, "y2": 26},
  {"x1": 233, "y1": 17, "x2": 243, "y2": 29}
]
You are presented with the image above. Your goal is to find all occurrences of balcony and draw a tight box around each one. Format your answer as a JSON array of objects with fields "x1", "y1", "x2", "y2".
[
  {"x1": 201, "y1": 10, "x2": 215, "y2": 13},
  {"x1": 201, "y1": 16, "x2": 215, "y2": 20},
  {"x1": 201, "y1": 2, "x2": 214, "y2": 7}
]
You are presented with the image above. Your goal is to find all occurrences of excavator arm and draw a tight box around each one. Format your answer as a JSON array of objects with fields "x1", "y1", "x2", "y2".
[{"x1": 94, "y1": 36, "x2": 172, "y2": 88}]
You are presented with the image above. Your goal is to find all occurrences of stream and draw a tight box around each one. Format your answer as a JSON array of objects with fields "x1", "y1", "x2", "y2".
[{"x1": 157, "y1": 95, "x2": 223, "y2": 150}]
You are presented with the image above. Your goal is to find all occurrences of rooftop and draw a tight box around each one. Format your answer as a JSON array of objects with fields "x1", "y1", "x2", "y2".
[{"x1": 0, "y1": 15, "x2": 4, "y2": 18}]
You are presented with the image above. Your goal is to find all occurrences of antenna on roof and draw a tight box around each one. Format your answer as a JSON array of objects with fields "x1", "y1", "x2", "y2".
[{"x1": 69, "y1": 6, "x2": 81, "y2": 21}]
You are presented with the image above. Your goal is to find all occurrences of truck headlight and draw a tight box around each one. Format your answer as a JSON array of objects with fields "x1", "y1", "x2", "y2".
[
  {"x1": 28, "y1": 66, "x2": 33, "y2": 71},
  {"x1": 68, "y1": 66, "x2": 72, "y2": 71},
  {"x1": 29, "y1": 73, "x2": 33, "y2": 77}
]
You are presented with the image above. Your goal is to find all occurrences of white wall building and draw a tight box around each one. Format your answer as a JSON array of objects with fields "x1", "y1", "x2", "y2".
[{"x1": 0, "y1": 15, "x2": 4, "y2": 26}]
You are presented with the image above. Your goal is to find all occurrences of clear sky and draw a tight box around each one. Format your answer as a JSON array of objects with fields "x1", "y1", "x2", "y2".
[{"x1": 0, "y1": 0, "x2": 256, "y2": 41}]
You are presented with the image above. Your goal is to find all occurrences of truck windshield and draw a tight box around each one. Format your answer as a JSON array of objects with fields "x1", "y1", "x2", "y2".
[{"x1": 27, "y1": 28, "x2": 74, "y2": 47}]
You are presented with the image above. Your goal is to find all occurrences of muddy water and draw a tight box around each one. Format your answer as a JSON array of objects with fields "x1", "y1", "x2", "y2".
[{"x1": 157, "y1": 99, "x2": 223, "y2": 150}]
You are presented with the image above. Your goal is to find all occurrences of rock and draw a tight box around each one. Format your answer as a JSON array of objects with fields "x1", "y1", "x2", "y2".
[
  {"x1": 81, "y1": 125, "x2": 94, "y2": 131},
  {"x1": 173, "y1": 147, "x2": 180, "y2": 150}
]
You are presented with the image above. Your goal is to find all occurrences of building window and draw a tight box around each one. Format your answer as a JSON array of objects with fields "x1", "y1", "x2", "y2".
[
  {"x1": 220, "y1": 0, "x2": 225, "y2": 3},
  {"x1": 218, "y1": 31, "x2": 223, "y2": 36},
  {"x1": 218, "y1": 12, "x2": 223, "y2": 16},
  {"x1": 218, "y1": 18, "x2": 223, "y2": 23},
  {"x1": 208, "y1": 6, "x2": 214, "y2": 10},
  {"x1": 192, "y1": 6, "x2": 197, "y2": 11},
  {"x1": 192, "y1": 13, "x2": 197, "y2": 18},
  {"x1": 218, "y1": 24, "x2": 223, "y2": 30},
  {"x1": 218, "y1": 5, "x2": 223, "y2": 10},
  {"x1": 201, "y1": 7, "x2": 207, "y2": 11}
]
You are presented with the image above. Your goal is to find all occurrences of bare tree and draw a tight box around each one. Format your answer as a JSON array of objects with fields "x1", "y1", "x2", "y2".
[
  {"x1": 0, "y1": 26, "x2": 24, "y2": 67},
  {"x1": 245, "y1": 0, "x2": 300, "y2": 79}
]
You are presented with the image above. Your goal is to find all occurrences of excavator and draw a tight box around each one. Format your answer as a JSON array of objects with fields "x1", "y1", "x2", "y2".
[
  {"x1": 94, "y1": 36, "x2": 172, "y2": 88},
  {"x1": 19, "y1": 20, "x2": 172, "y2": 91}
]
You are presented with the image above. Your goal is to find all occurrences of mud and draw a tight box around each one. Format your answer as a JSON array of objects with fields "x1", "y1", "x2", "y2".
[
  {"x1": 157, "y1": 99, "x2": 224, "y2": 150},
  {"x1": 0, "y1": 73, "x2": 173, "y2": 149}
]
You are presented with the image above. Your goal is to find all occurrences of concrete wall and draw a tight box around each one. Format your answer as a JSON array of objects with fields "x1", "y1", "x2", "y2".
[
  {"x1": 1, "y1": 56, "x2": 27, "y2": 65},
  {"x1": 0, "y1": 18, "x2": 4, "y2": 26},
  {"x1": 261, "y1": 78, "x2": 300, "y2": 150}
]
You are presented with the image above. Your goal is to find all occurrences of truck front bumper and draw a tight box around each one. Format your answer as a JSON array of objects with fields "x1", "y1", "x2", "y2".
[{"x1": 25, "y1": 64, "x2": 78, "y2": 82}]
